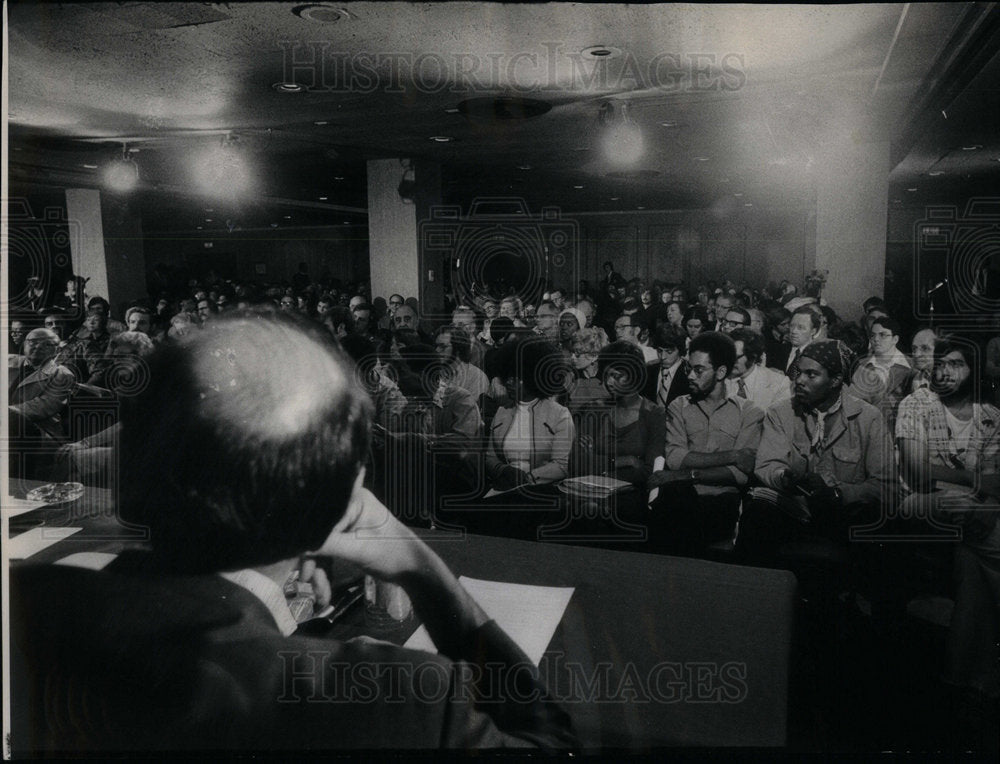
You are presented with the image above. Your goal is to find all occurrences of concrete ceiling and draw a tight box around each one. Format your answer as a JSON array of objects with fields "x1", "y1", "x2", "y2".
[{"x1": 7, "y1": 2, "x2": 998, "y2": 233}]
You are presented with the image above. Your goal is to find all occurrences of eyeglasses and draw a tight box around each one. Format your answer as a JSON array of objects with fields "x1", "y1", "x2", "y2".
[
  {"x1": 720, "y1": 318, "x2": 747, "y2": 328},
  {"x1": 870, "y1": 331, "x2": 894, "y2": 340},
  {"x1": 389, "y1": 300, "x2": 403, "y2": 307}
]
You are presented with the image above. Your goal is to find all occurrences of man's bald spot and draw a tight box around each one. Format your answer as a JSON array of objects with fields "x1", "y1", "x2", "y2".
[{"x1": 189, "y1": 320, "x2": 349, "y2": 439}]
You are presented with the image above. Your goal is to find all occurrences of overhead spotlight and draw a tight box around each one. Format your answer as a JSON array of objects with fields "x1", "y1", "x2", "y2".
[
  {"x1": 104, "y1": 143, "x2": 139, "y2": 192},
  {"x1": 599, "y1": 101, "x2": 643, "y2": 166},
  {"x1": 192, "y1": 133, "x2": 253, "y2": 197}
]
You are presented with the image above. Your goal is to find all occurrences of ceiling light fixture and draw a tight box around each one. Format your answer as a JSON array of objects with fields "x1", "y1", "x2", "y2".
[
  {"x1": 599, "y1": 101, "x2": 643, "y2": 166},
  {"x1": 581, "y1": 45, "x2": 622, "y2": 60},
  {"x1": 928, "y1": 171, "x2": 944, "y2": 176},
  {"x1": 293, "y1": 4, "x2": 344, "y2": 23},
  {"x1": 961, "y1": 145, "x2": 982, "y2": 151},
  {"x1": 103, "y1": 142, "x2": 139, "y2": 192},
  {"x1": 273, "y1": 81, "x2": 307, "y2": 93},
  {"x1": 429, "y1": 135, "x2": 454, "y2": 142}
]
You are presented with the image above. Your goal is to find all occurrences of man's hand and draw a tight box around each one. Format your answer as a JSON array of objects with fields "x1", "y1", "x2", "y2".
[
  {"x1": 733, "y1": 448, "x2": 757, "y2": 474},
  {"x1": 311, "y1": 487, "x2": 421, "y2": 583},
  {"x1": 613, "y1": 455, "x2": 641, "y2": 470},
  {"x1": 494, "y1": 465, "x2": 531, "y2": 491},
  {"x1": 648, "y1": 469, "x2": 692, "y2": 488},
  {"x1": 777, "y1": 466, "x2": 805, "y2": 491},
  {"x1": 797, "y1": 472, "x2": 829, "y2": 493},
  {"x1": 977, "y1": 473, "x2": 1000, "y2": 500},
  {"x1": 297, "y1": 557, "x2": 332, "y2": 610}
]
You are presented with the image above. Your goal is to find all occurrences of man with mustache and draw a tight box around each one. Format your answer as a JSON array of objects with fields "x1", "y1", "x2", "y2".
[
  {"x1": 735, "y1": 340, "x2": 894, "y2": 566},
  {"x1": 895, "y1": 340, "x2": 1000, "y2": 706},
  {"x1": 648, "y1": 331, "x2": 763, "y2": 557}
]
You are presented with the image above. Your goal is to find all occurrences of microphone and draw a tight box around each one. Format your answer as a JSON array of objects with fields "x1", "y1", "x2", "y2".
[{"x1": 927, "y1": 278, "x2": 948, "y2": 294}]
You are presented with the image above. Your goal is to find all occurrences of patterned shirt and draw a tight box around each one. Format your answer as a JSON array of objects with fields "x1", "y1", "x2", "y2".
[{"x1": 895, "y1": 388, "x2": 1000, "y2": 475}]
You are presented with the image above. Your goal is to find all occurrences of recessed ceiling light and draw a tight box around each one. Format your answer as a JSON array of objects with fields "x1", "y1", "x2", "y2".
[
  {"x1": 334, "y1": 176, "x2": 344, "y2": 180},
  {"x1": 961, "y1": 145, "x2": 982, "y2": 151},
  {"x1": 205, "y1": 208, "x2": 214, "y2": 212},
  {"x1": 744, "y1": 203, "x2": 753, "y2": 207},
  {"x1": 293, "y1": 4, "x2": 344, "y2": 24},
  {"x1": 318, "y1": 196, "x2": 328, "y2": 200},
  {"x1": 196, "y1": 226, "x2": 203, "y2": 230},
  {"x1": 660, "y1": 121, "x2": 678, "y2": 128},
  {"x1": 343, "y1": 221, "x2": 350, "y2": 225},
  {"x1": 271, "y1": 223, "x2": 279, "y2": 228},
  {"x1": 734, "y1": 193, "x2": 743, "y2": 197},
  {"x1": 573, "y1": 185, "x2": 584, "y2": 189},
  {"x1": 444, "y1": 107, "x2": 460, "y2": 114},
  {"x1": 81, "y1": 164, "x2": 98, "y2": 169},
  {"x1": 128, "y1": 148, "x2": 141, "y2": 153},
  {"x1": 429, "y1": 136, "x2": 454, "y2": 142},
  {"x1": 907, "y1": 187, "x2": 918, "y2": 192},
  {"x1": 273, "y1": 82, "x2": 307, "y2": 93},
  {"x1": 694, "y1": 156, "x2": 710, "y2": 162},
  {"x1": 928, "y1": 171, "x2": 944, "y2": 176},
  {"x1": 610, "y1": 197, "x2": 619, "y2": 201},
  {"x1": 284, "y1": 215, "x2": 292, "y2": 219},
  {"x1": 205, "y1": 218, "x2": 213, "y2": 222},
  {"x1": 581, "y1": 45, "x2": 622, "y2": 60},
  {"x1": 517, "y1": 164, "x2": 532, "y2": 171},
  {"x1": 637, "y1": 206, "x2": 646, "y2": 210},
  {"x1": 314, "y1": 121, "x2": 329, "y2": 126}
]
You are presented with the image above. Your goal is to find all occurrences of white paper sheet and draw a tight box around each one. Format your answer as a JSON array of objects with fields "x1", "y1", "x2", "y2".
[
  {"x1": 2, "y1": 495, "x2": 49, "y2": 519},
  {"x1": 404, "y1": 576, "x2": 574, "y2": 665},
  {"x1": 8, "y1": 527, "x2": 82, "y2": 559}
]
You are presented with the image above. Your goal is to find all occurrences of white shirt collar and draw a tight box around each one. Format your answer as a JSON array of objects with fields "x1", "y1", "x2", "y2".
[{"x1": 220, "y1": 568, "x2": 298, "y2": 637}]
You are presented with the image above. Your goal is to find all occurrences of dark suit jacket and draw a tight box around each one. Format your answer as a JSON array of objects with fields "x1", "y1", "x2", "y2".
[
  {"x1": 641, "y1": 361, "x2": 687, "y2": 407},
  {"x1": 8, "y1": 355, "x2": 76, "y2": 438},
  {"x1": 10, "y1": 553, "x2": 576, "y2": 755}
]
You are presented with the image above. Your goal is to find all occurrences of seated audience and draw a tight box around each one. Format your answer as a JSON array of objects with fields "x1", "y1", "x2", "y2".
[{"x1": 434, "y1": 324, "x2": 491, "y2": 403}]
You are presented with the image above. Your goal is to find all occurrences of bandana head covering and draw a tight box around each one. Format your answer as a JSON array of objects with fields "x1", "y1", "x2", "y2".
[
  {"x1": 799, "y1": 340, "x2": 854, "y2": 380},
  {"x1": 559, "y1": 308, "x2": 586, "y2": 332}
]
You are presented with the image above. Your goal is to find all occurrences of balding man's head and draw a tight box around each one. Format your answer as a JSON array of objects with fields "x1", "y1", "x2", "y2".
[
  {"x1": 23, "y1": 328, "x2": 60, "y2": 366},
  {"x1": 120, "y1": 315, "x2": 372, "y2": 573}
]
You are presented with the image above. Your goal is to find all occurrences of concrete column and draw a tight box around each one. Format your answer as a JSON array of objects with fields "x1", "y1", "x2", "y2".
[
  {"x1": 814, "y1": 138, "x2": 890, "y2": 321},
  {"x1": 366, "y1": 158, "x2": 442, "y2": 320},
  {"x1": 65, "y1": 189, "x2": 146, "y2": 317}
]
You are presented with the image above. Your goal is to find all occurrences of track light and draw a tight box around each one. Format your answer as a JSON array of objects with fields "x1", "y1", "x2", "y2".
[{"x1": 104, "y1": 143, "x2": 139, "y2": 192}]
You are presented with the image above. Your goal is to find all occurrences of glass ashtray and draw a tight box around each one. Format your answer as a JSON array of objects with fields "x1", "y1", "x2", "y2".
[{"x1": 25, "y1": 482, "x2": 85, "y2": 505}]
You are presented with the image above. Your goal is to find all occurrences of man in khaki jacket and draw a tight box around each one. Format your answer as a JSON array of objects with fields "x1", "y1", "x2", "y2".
[{"x1": 735, "y1": 340, "x2": 895, "y2": 565}]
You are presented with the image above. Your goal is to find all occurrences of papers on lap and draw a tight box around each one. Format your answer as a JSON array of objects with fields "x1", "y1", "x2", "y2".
[
  {"x1": 558, "y1": 475, "x2": 631, "y2": 499},
  {"x1": 404, "y1": 576, "x2": 574, "y2": 665}
]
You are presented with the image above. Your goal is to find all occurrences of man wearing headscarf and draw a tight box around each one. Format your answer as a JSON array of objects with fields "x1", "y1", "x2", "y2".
[{"x1": 735, "y1": 339, "x2": 895, "y2": 565}]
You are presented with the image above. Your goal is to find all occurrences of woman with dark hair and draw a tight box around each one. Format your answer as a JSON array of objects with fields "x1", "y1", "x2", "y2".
[
  {"x1": 764, "y1": 305, "x2": 792, "y2": 371},
  {"x1": 484, "y1": 339, "x2": 575, "y2": 491},
  {"x1": 593, "y1": 341, "x2": 666, "y2": 487},
  {"x1": 683, "y1": 305, "x2": 710, "y2": 349}
]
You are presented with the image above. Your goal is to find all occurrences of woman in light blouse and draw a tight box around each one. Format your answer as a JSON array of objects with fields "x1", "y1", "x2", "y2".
[{"x1": 485, "y1": 338, "x2": 575, "y2": 491}]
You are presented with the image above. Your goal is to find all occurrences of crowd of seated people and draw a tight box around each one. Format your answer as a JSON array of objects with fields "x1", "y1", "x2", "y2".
[{"x1": 9, "y1": 260, "x2": 1000, "y2": 742}]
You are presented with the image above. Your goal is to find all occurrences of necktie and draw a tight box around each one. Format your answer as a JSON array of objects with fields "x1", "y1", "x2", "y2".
[
  {"x1": 737, "y1": 377, "x2": 748, "y2": 399},
  {"x1": 787, "y1": 347, "x2": 800, "y2": 374},
  {"x1": 659, "y1": 369, "x2": 671, "y2": 406}
]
